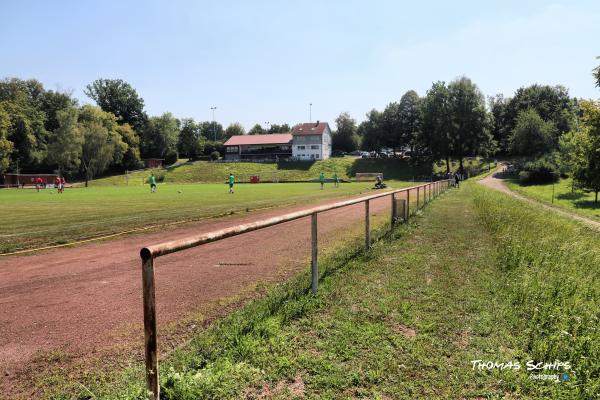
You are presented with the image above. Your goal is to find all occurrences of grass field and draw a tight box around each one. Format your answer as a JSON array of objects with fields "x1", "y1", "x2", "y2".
[
  {"x1": 92, "y1": 157, "x2": 490, "y2": 186},
  {"x1": 505, "y1": 178, "x2": 600, "y2": 222},
  {"x1": 35, "y1": 181, "x2": 600, "y2": 399},
  {"x1": 0, "y1": 182, "x2": 412, "y2": 254}
]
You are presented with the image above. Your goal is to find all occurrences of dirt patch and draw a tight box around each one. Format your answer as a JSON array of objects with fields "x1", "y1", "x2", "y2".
[
  {"x1": 391, "y1": 323, "x2": 416, "y2": 339},
  {"x1": 0, "y1": 193, "x2": 394, "y2": 397},
  {"x1": 244, "y1": 373, "x2": 305, "y2": 399}
]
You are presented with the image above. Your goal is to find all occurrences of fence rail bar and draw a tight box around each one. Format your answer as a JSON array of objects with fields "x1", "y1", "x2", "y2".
[{"x1": 141, "y1": 180, "x2": 451, "y2": 260}]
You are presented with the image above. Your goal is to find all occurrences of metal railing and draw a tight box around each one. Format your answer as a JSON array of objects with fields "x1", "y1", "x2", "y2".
[{"x1": 139, "y1": 179, "x2": 453, "y2": 399}]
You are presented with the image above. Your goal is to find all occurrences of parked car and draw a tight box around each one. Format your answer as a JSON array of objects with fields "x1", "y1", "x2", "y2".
[
  {"x1": 360, "y1": 151, "x2": 370, "y2": 158},
  {"x1": 331, "y1": 150, "x2": 346, "y2": 157},
  {"x1": 349, "y1": 150, "x2": 362, "y2": 156}
]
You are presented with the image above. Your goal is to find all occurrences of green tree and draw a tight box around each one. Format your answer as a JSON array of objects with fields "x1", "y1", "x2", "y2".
[
  {"x1": 571, "y1": 100, "x2": 600, "y2": 203},
  {"x1": 140, "y1": 113, "x2": 180, "y2": 158},
  {"x1": 248, "y1": 124, "x2": 265, "y2": 135},
  {"x1": 332, "y1": 112, "x2": 359, "y2": 152},
  {"x1": 358, "y1": 109, "x2": 384, "y2": 151},
  {"x1": 396, "y1": 90, "x2": 422, "y2": 153},
  {"x1": 510, "y1": 109, "x2": 556, "y2": 156},
  {"x1": 447, "y1": 77, "x2": 492, "y2": 170},
  {"x1": 224, "y1": 122, "x2": 245, "y2": 139},
  {"x1": 420, "y1": 81, "x2": 452, "y2": 172},
  {"x1": 0, "y1": 105, "x2": 13, "y2": 172},
  {"x1": 84, "y1": 78, "x2": 147, "y2": 131},
  {"x1": 40, "y1": 90, "x2": 78, "y2": 132},
  {"x1": 268, "y1": 123, "x2": 291, "y2": 133},
  {"x1": 489, "y1": 94, "x2": 511, "y2": 154},
  {"x1": 178, "y1": 118, "x2": 204, "y2": 159},
  {"x1": 46, "y1": 107, "x2": 83, "y2": 175},
  {"x1": 80, "y1": 122, "x2": 116, "y2": 186},
  {"x1": 116, "y1": 123, "x2": 142, "y2": 169}
]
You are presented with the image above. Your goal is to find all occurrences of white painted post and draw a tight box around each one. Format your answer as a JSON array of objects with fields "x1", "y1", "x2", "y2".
[{"x1": 311, "y1": 213, "x2": 318, "y2": 294}]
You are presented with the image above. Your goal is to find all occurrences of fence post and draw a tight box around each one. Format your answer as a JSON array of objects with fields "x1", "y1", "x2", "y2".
[
  {"x1": 141, "y1": 252, "x2": 159, "y2": 400},
  {"x1": 417, "y1": 186, "x2": 420, "y2": 209},
  {"x1": 429, "y1": 183, "x2": 432, "y2": 202},
  {"x1": 391, "y1": 193, "x2": 396, "y2": 229},
  {"x1": 311, "y1": 213, "x2": 318, "y2": 294},
  {"x1": 406, "y1": 189, "x2": 410, "y2": 221},
  {"x1": 365, "y1": 200, "x2": 370, "y2": 251}
]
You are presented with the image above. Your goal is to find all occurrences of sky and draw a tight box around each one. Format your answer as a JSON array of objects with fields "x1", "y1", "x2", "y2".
[{"x1": 1, "y1": 0, "x2": 600, "y2": 130}]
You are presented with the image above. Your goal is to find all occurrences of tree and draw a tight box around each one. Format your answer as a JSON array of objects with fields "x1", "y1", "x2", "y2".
[
  {"x1": 248, "y1": 124, "x2": 265, "y2": 135},
  {"x1": 116, "y1": 123, "x2": 142, "y2": 169},
  {"x1": 358, "y1": 109, "x2": 384, "y2": 151},
  {"x1": 140, "y1": 112, "x2": 179, "y2": 158},
  {"x1": 40, "y1": 89, "x2": 78, "y2": 132},
  {"x1": 224, "y1": 122, "x2": 245, "y2": 139},
  {"x1": 80, "y1": 122, "x2": 116, "y2": 186},
  {"x1": 84, "y1": 78, "x2": 147, "y2": 131},
  {"x1": 0, "y1": 105, "x2": 13, "y2": 172},
  {"x1": 489, "y1": 94, "x2": 511, "y2": 154},
  {"x1": 204, "y1": 121, "x2": 224, "y2": 141},
  {"x1": 420, "y1": 81, "x2": 452, "y2": 172},
  {"x1": 46, "y1": 107, "x2": 83, "y2": 175},
  {"x1": 268, "y1": 123, "x2": 291, "y2": 133},
  {"x1": 332, "y1": 112, "x2": 359, "y2": 152},
  {"x1": 178, "y1": 118, "x2": 204, "y2": 159},
  {"x1": 504, "y1": 84, "x2": 575, "y2": 145},
  {"x1": 510, "y1": 109, "x2": 556, "y2": 156},
  {"x1": 446, "y1": 77, "x2": 492, "y2": 170},
  {"x1": 396, "y1": 90, "x2": 422, "y2": 153},
  {"x1": 571, "y1": 100, "x2": 600, "y2": 203}
]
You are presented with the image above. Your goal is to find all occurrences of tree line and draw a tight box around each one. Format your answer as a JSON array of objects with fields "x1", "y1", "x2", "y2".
[{"x1": 0, "y1": 77, "x2": 293, "y2": 184}]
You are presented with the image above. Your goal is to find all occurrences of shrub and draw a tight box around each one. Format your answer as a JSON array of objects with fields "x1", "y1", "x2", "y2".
[
  {"x1": 164, "y1": 150, "x2": 179, "y2": 165},
  {"x1": 518, "y1": 158, "x2": 559, "y2": 185},
  {"x1": 210, "y1": 151, "x2": 220, "y2": 161}
]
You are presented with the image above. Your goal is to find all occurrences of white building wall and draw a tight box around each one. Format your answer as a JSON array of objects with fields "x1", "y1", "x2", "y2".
[{"x1": 291, "y1": 124, "x2": 332, "y2": 161}]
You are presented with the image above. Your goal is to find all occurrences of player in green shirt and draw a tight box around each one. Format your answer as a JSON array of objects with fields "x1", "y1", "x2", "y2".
[
  {"x1": 319, "y1": 172, "x2": 325, "y2": 190},
  {"x1": 148, "y1": 173, "x2": 157, "y2": 193},
  {"x1": 333, "y1": 173, "x2": 339, "y2": 188},
  {"x1": 228, "y1": 173, "x2": 235, "y2": 193}
]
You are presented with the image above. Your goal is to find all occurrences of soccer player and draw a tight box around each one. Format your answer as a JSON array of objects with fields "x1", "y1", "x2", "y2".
[
  {"x1": 148, "y1": 173, "x2": 157, "y2": 193},
  {"x1": 54, "y1": 176, "x2": 61, "y2": 193},
  {"x1": 35, "y1": 177, "x2": 43, "y2": 192},
  {"x1": 319, "y1": 172, "x2": 325, "y2": 190},
  {"x1": 228, "y1": 173, "x2": 235, "y2": 193},
  {"x1": 333, "y1": 173, "x2": 339, "y2": 188},
  {"x1": 60, "y1": 176, "x2": 66, "y2": 193}
]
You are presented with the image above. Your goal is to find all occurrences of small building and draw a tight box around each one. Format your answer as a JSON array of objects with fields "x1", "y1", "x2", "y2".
[
  {"x1": 223, "y1": 134, "x2": 293, "y2": 161},
  {"x1": 143, "y1": 158, "x2": 164, "y2": 168},
  {"x1": 291, "y1": 121, "x2": 332, "y2": 161}
]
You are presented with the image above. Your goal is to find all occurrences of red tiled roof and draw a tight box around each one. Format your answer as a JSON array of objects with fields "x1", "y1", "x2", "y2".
[
  {"x1": 224, "y1": 133, "x2": 293, "y2": 146},
  {"x1": 292, "y1": 122, "x2": 329, "y2": 136}
]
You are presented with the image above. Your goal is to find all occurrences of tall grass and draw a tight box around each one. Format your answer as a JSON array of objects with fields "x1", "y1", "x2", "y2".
[{"x1": 471, "y1": 185, "x2": 600, "y2": 398}]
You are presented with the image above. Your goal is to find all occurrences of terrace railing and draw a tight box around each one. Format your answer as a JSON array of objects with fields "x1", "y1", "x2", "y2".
[{"x1": 139, "y1": 179, "x2": 453, "y2": 399}]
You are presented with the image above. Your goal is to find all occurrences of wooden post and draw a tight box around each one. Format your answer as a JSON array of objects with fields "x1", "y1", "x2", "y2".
[
  {"x1": 406, "y1": 189, "x2": 410, "y2": 221},
  {"x1": 365, "y1": 200, "x2": 370, "y2": 250},
  {"x1": 141, "y1": 253, "x2": 159, "y2": 400},
  {"x1": 417, "y1": 186, "x2": 420, "y2": 209},
  {"x1": 429, "y1": 183, "x2": 432, "y2": 202},
  {"x1": 391, "y1": 193, "x2": 396, "y2": 229},
  {"x1": 311, "y1": 213, "x2": 318, "y2": 294}
]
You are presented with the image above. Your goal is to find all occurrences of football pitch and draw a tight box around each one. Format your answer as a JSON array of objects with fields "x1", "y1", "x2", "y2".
[{"x1": 0, "y1": 182, "x2": 410, "y2": 254}]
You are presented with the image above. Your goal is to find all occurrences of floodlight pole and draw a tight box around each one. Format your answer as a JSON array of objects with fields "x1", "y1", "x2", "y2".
[
  {"x1": 309, "y1": 103, "x2": 312, "y2": 122},
  {"x1": 211, "y1": 106, "x2": 217, "y2": 141}
]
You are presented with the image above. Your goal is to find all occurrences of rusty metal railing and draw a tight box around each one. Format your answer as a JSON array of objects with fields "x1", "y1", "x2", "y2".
[{"x1": 139, "y1": 179, "x2": 453, "y2": 399}]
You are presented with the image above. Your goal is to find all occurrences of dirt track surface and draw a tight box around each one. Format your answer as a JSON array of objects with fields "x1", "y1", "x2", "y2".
[
  {"x1": 479, "y1": 170, "x2": 600, "y2": 231},
  {"x1": 0, "y1": 190, "x2": 397, "y2": 395}
]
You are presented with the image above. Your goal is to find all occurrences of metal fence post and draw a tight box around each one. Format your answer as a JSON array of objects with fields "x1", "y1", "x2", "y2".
[
  {"x1": 406, "y1": 189, "x2": 410, "y2": 221},
  {"x1": 311, "y1": 213, "x2": 318, "y2": 294},
  {"x1": 365, "y1": 200, "x2": 370, "y2": 251},
  {"x1": 141, "y1": 252, "x2": 159, "y2": 400},
  {"x1": 391, "y1": 193, "x2": 396, "y2": 229}
]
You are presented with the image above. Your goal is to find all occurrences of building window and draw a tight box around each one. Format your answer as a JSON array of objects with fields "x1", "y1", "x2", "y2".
[
  {"x1": 311, "y1": 145, "x2": 319, "y2": 150},
  {"x1": 226, "y1": 146, "x2": 239, "y2": 153},
  {"x1": 297, "y1": 145, "x2": 305, "y2": 150},
  {"x1": 315, "y1": 155, "x2": 320, "y2": 159}
]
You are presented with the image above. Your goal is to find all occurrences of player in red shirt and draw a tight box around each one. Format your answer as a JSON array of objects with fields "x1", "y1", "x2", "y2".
[{"x1": 35, "y1": 177, "x2": 43, "y2": 192}]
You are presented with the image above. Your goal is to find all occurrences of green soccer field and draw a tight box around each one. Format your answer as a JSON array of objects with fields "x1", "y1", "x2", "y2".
[{"x1": 0, "y1": 181, "x2": 413, "y2": 254}]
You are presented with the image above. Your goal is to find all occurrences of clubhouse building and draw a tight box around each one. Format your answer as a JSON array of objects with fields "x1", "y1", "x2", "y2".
[{"x1": 224, "y1": 121, "x2": 332, "y2": 161}]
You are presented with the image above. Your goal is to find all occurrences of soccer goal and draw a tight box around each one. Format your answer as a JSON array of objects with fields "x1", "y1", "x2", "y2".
[{"x1": 355, "y1": 172, "x2": 383, "y2": 182}]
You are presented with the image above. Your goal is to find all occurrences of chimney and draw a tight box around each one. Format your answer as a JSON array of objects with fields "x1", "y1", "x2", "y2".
[{"x1": 315, "y1": 120, "x2": 319, "y2": 127}]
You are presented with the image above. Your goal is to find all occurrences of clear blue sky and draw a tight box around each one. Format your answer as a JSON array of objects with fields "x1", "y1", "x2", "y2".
[{"x1": 2, "y1": 0, "x2": 599, "y2": 130}]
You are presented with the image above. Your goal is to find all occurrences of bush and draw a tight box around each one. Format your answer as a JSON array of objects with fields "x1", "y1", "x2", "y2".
[
  {"x1": 210, "y1": 151, "x2": 220, "y2": 161},
  {"x1": 518, "y1": 158, "x2": 559, "y2": 185},
  {"x1": 164, "y1": 150, "x2": 179, "y2": 165}
]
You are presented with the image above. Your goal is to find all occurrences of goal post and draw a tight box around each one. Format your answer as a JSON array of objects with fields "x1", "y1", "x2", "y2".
[{"x1": 355, "y1": 172, "x2": 383, "y2": 182}]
